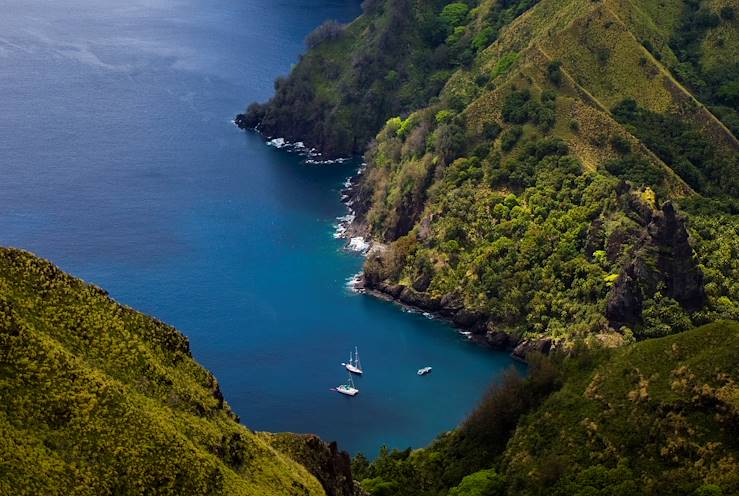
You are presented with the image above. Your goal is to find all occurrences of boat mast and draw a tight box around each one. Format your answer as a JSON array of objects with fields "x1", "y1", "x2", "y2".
[{"x1": 354, "y1": 346, "x2": 361, "y2": 369}]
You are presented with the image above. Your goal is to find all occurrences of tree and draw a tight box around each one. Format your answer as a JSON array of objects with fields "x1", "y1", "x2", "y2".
[
  {"x1": 440, "y1": 3, "x2": 470, "y2": 28},
  {"x1": 448, "y1": 469, "x2": 506, "y2": 496}
]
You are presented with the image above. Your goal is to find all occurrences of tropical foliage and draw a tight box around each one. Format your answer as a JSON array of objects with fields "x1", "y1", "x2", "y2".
[
  {"x1": 0, "y1": 248, "x2": 325, "y2": 496},
  {"x1": 354, "y1": 322, "x2": 739, "y2": 495}
]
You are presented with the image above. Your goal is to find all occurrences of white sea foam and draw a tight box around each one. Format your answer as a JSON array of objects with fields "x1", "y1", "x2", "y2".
[
  {"x1": 263, "y1": 136, "x2": 350, "y2": 164},
  {"x1": 305, "y1": 157, "x2": 348, "y2": 165},
  {"x1": 333, "y1": 211, "x2": 356, "y2": 239},
  {"x1": 347, "y1": 236, "x2": 370, "y2": 253},
  {"x1": 345, "y1": 272, "x2": 363, "y2": 292}
]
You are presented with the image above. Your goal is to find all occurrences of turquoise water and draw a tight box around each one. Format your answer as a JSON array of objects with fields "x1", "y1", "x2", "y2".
[{"x1": 0, "y1": 0, "x2": 523, "y2": 456}]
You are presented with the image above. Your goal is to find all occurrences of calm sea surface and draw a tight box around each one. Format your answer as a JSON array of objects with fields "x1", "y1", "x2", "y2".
[{"x1": 0, "y1": 0, "x2": 523, "y2": 456}]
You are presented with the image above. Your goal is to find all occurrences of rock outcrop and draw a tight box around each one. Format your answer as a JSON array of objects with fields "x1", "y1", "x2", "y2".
[
  {"x1": 606, "y1": 199, "x2": 705, "y2": 329},
  {"x1": 267, "y1": 433, "x2": 358, "y2": 496}
]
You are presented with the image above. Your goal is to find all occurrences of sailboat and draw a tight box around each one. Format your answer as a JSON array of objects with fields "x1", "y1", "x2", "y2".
[
  {"x1": 342, "y1": 346, "x2": 364, "y2": 375},
  {"x1": 335, "y1": 374, "x2": 359, "y2": 396}
]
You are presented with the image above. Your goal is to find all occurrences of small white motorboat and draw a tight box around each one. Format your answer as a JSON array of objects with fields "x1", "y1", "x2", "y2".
[
  {"x1": 342, "y1": 346, "x2": 364, "y2": 375},
  {"x1": 417, "y1": 366, "x2": 432, "y2": 376},
  {"x1": 335, "y1": 374, "x2": 359, "y2": 396}
]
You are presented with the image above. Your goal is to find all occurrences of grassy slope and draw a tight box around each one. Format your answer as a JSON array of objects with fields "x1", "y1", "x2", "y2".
[
  {"x1": 503, "y1": 320, "x2": 739, "y2": 494},
  {"x1": 354, "y1": 321, "x2": 739, "y2": 495},
  {"x1": 0, "y1": 248, "x2": 325, "y2": 496},
  {"x1": 355, "y1": 0, "x2": 738, "y2": 343}
]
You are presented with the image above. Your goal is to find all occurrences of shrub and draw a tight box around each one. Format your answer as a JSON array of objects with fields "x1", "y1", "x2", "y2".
[
  {"x1": 547, "y1": 60, "x2": 563, "y2": 86},
  {"x1": 448, "y1": 469, "x2": 506, "y2": 496},
  {"x1": 500, "y1": 126, "x2": 522, "y2": 151},
  {"x1": 472, "y1": 27, "x2": 495, "y2": 51},
  {"x1": 502, "y1": 89, "x2": 533, "y2": 123},
  {"x1": 482, "y1": 121, "x2": 502, "y2": 140},
  {"x1": 604, "y1": 155, "x2": 662, "y2": 188},
  {"x1": 595, "y1": 46, "x2": 610, "y2": 64},
  {"x1": 436, "y1": 109, "x2": 454, "y2": 124},
  {"x1": 696, "y1": 484, "x2": 724, "y2": 496},
  {"x1": 440, "y1": 3, "x2": 470, "y2": 28},
  {"x1": 638, "y1": 292, "x2": 693, "y2": 339},
  {"x1": 610, "y1": 135, "x2": 631, "y2": 154},
  {"x1": 492, "y1": 52, "x2": 519, "y2": 78}
]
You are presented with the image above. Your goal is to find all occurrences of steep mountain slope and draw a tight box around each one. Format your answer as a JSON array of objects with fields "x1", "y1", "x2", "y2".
[
  {"x1": 241, "y1": 0, "x2": 738, "y2": 348},
  {"x1": 502, "y1": 320, "x2": 739, "y2": 494},
  {"x1": 237, "y1": 0, "x2": 581, "y2": 157},
  {"x1": 0, "y1": 248, "x2": 350, "y2": 495},
  {"x1": 352, "y1": 321, "x2": 739, "y2": 495}
]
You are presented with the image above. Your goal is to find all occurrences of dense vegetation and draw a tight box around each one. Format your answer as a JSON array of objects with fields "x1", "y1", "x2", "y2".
[
  {"x1": 237, "y1": 0, "x2": 739, "y2": 494},
  {"x1": 0, "y1": 248, "x2": 340, "y2": 496},
  {"x1": 250, "y1": 0, "x2": 739, "y2": 348},
  {"x1": 352, "y1": 321, "x2": 739, "y2": 495},
  {"x1": 237, "y1": 0, "x2": 555, "y2": 156}
]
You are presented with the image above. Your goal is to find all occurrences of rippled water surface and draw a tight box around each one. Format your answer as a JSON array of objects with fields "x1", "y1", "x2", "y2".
[{"x1": 0, "y1": 0, "x2": 523, "y2": 455}]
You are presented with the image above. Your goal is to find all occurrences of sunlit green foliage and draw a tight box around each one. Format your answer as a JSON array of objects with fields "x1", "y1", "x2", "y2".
[
  {"x1": 440, "y1": 3, "x2": 470, "y2": 29},
  {"x1": 503, "y1": 321, "x2": 739, "y2": 495},
  {"x1": 356, "y1": 322, "x2": 739, "y2": 495},
  {"x1": 612, "y1": 99, "x2": 738, "y2": 195},
  {"x1": 448, "y1": 469, "x2": 505, "y2": 496},
  {"x1": 0, "y1": 248, "x2": 324, "y2": 496}
]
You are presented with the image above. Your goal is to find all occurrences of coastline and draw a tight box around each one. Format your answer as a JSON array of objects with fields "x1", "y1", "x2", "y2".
[
  {"x1": 239, "y1": 125, "x2": 547, "y2": 363},
  {"x1": 334, "y1": 163, "x2": 550, "y2": 362},
  {"x1": 233, "y1": 118, "x2": 351, "y2": 165}
]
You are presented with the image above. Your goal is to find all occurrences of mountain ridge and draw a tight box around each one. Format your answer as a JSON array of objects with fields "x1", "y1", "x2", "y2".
[{"x1": 240, "y1": 0, "x2": 739, "y2": 349}]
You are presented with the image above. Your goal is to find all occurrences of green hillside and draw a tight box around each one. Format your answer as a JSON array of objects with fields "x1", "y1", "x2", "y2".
[
  {"x1": 352, "y1": 321, "x2": 739, "y2": 495},
  {"x1": 242, "y1": 0, "x2": 739, "y2": 348},
  {"x1": 0, "y1": 248, "x2": 339, "y2": 495},
  {"x1": 236, "y1": 1, "x2": 739, "y2": 493}
]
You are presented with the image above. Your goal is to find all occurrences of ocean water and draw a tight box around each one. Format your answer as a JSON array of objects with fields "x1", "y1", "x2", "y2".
[{"x1": 0, "y1": 0, "x2": 523, "y2": 456}]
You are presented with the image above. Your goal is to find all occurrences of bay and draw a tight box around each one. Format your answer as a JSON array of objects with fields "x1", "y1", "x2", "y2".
[{"x1": 0, "y1": 0, "x2": 523, "y2": 456}]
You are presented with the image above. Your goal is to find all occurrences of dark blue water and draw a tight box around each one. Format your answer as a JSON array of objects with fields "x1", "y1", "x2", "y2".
[{"x1": 0, "y1": 0, "x2": 522, "y2": 456}]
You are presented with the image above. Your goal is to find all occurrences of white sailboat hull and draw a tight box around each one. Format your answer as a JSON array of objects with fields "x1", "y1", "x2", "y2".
[
  {"x1": 345, "y1": 363, "x2": 363, "y2": 375},
  {"x1": 336, "y1": 385, "x2": 359, "y2": 396},
  {"x1": 417, "y1": 367, "x2": 432, "y2": 376}
]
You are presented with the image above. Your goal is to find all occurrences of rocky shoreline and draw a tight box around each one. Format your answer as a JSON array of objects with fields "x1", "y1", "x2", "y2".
[
  {"x1": 335, "y1": 173, "x2": 551, "y2": 363},
  {"x1": 234, "y1": 117, "x2": 351, "y2": 165},
  {"x1": 240, "y1": 126, "x2": 551, "y2": 364}
]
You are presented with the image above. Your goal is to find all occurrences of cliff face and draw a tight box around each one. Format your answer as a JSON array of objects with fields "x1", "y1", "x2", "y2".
[
  {"x1": 0, "y1": 248, "x2": 354, "y2": 495},
  {"x1": 244, "y1": 0, "x2": 738, "y2": 347},
  {"x1": 265, "y1": 433, "x2": 359, "y2": 496},
  {"x1": 606, "y1": 200, "x2": 705, "y2": 328}
]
